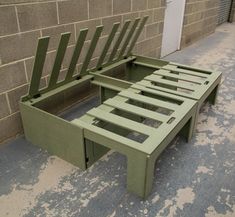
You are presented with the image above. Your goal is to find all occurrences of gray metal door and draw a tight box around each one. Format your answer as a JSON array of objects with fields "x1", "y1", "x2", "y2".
[{"x1": 218, "y1": 0, "x2": 232, "y2": 24}]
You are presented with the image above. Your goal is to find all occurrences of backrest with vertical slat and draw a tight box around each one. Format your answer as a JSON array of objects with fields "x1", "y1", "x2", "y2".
[{"x1": 23, "y1": 16, "x2": 148, "y2": 101}]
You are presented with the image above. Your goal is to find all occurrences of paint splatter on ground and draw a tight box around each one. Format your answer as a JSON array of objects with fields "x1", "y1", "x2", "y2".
[{"x1": 0, "y1": 23, "x2": 235, "y2": 217}]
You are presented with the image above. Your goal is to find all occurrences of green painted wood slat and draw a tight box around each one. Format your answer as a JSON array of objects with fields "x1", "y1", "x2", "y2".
[
  {"x1": 108, "y1": 20, "x2": 131, "y2": 62},
  {"x1": 87, "y1": 107, "x2": 156, "y2": 136},
  {"x1": 136, "y1": 80, "x2": 196, "y2": 99},
  {"x1": 28, "y1": 36, "x2": 50, "y2": 98},
  {"x1": 80, "y1": 26, "x2": 103, "y2": 76},
  {"x1": 118, "y1": 18, "x2": 140, "y2": 58},
  {"x1": 104, "y1": 98, "x2": 169, "y2": 123},
  {"x1": 65, "y1": 29, "x2": 88, "y2": 80},
  {"x1": 48, "y1": 33, "x2": 71, "y2": 88},
  {"x1": 153, "y1": 69, "x2": 203, "y2": 84},
  {"x1": 73, "y1": 118, "x2": 145, "y2": 152},
  {"x1": 131, "y1": 83, "x2": 186, "y2": 103},
  {"x1": 145, "y1": 74, "x2": 198, "y2": 91},
  {"x1": 119, "y1": 90, "x2": 179, "y2": 110},
  {"x1": 96, "y1": 23, "x2": 120, "y2": 69},
  {"x1": 163, "y1": 64, "x2": 209, "y2": 78},
  {"x1": 126, "y1": 16, "x2": 148, "y2": 56}
]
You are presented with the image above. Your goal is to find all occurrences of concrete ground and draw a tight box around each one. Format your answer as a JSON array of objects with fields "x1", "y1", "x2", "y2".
[{"x1": 0, "y1": 23, "x2": 235, "y2": 217}]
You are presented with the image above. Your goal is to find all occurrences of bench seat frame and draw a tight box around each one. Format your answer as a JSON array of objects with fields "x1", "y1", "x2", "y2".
[
  {"x1": 92, "y1": 55, "x2": 222, "y2": 129},
  {"x1": 74, "y1": 85, "x2": 197, "y2": 198}
]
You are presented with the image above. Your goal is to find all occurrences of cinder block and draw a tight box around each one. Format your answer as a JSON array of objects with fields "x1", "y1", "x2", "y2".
[
  {"x1": 92, "y1": 36, "x2": 109, "y2": 58},
  {"x1": 102, "y1": 15, "x2": 122, "y2": 36},
  {"x1": 132, "y1": 0, "x2": 147, "y2": 12},
  {"x1": 76, "y1": 19, "x2": 101, "y2": 40},
  {"x1": 113, "y1": 0, "x2": 131, "y2": 14},
  {"x1": 137, "y1": 26, "x2": 146, "y2": 42},
  {"x1": 0, "y1": 112, "x2": 23, "y2": 144},
  {"x1": 0, "y1": 30, "x2": 40, "y2": 64},
  {"x1": 17, "y1": 2, "x2": 58, "y2": 31},
  {"x1": 146, "y1": 22, "x2": 159, "y2": 38},
  {"x1": 62, "y1": 45, "x2": 79, "y2": 68},
  {"x1": 144, "y1": 49, "x2": 157, "y2": 58},
  {"x1": 206, "y1": 8, "x2": 217, "y2": 17},
  {"x1": 159, "y1": 21, "x2": 164, "y2": 32},
  {"x1": 135, "y1": 35, "x2": 162, "y2": 55},
  {"x1": 7, "y1": 85, "x2": 28, "y2": 113},
  {"x1": 153, "y1": 8, "x2": 165, "y2": 22},
  {"x1": 123, "y1": 12, "x2": 140, "y2": 22},
  {"x1": 0, "y1": 94, "x2": 10, "y2": 119},
  {"x1": 185, "y1": 3, "x2": 194, "y2": 14},
  {"x1": 139, "y1": 10, "x2": 154, "y2": 24},
  {"x1": 0, "y1": 6, "x2": 18, "y2": 36},
  {"x1": 42, "y1": 24, "x2": 76, "y2": 51},
  {"x1": 58, "y1": 0, "x2": 88, "y2": 24},
  {"x1": 73, "y1": 41, "x2": 90, "y2": 65},
  {"x1": 0, "y1": 62, "x2": 27, "y2": 93},
  {"x1": 25, "y1": 51, "x2": 56, "y2": 79},
  {"x1": 160, "y1": 0, "x2": 165, "y2": 7},
  {"x1": 89, "y1": 0, "x2": 112, "y2": 19},
  {"x1": 148, "y1": 0, "x2": 161, "y2": 9}
]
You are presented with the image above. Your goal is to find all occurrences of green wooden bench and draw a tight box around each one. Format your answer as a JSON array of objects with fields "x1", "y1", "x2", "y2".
[
  {"x1": 20, "y1": 16, "x2": 221, "y2": 198},
  {"x1": 74, "y1": 85, "x2": 197, "y2": 198}
]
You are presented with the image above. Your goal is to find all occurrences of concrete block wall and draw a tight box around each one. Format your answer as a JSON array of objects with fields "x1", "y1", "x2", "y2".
[
  {"x1": 0, "y1": 0, "x2": 165, "y2": 143},
  {"x1": 181, "y1": 0, "x2": 219, "y2": 47}
]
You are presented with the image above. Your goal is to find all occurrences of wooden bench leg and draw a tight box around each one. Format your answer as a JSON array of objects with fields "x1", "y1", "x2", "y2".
[
  {"x1": 207, "y1": 84, "x2": 219, "y2": 105},
  {"x1": 180, "y1": 111, "x2": 197, "y2": 142},
  {"x1": 127, "y1": 153, "x2": 155, "y2": 198}
]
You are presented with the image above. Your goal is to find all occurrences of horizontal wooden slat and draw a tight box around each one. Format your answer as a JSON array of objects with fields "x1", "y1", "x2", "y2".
[
  {"x1": 170, "y1": 62, "x2": 213, "y2": 75},
  {"x1": 154, "y1": 69, "x2": 203, "y2": 84},
  {"x1": 145, "y1": 75, "x2": 197, "y2": 91},
  {"x1": 73, "y1": 118, "x2": 146, "y2": 153},
  {"x1": 136, "y1": 80, "x2": 194, "y2": 99},
  {"x1": 87, "y1": 107, "x2": 156, "y2": 136},
  {"x1": 163, "y1": 64, "x2": 209, "y2": 78},
  {"x1": 91, "y1": 71, "x2": 132, "y2": 92},
  {"x1": 131, "y1": 83, "x2": 187, "y2": 102},
  {"x1": 104, "y1": 98, "x2": 169, "y2": 123},
  {"x1": 132, "y1": 60, "x2": 161, "y2": 69},
  {"x1": 119, "y1": 90, "x2": 179, "y2": 110}
]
